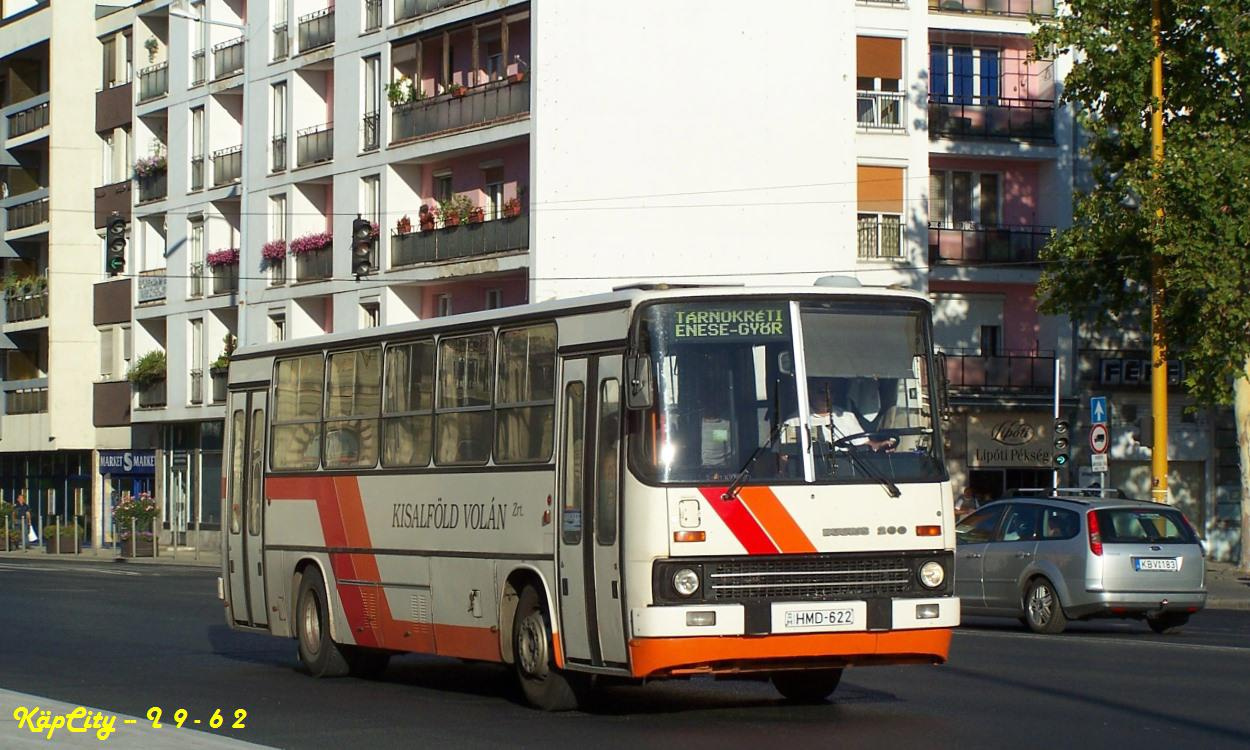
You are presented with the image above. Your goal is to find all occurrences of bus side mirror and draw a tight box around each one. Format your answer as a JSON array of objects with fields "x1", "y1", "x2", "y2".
[
  {"x1": 625, "y1": 355, "x2": 653, "y2": 409},
  {"x1": 936, "y1": 352, "x2": 951, "y2": 420}
]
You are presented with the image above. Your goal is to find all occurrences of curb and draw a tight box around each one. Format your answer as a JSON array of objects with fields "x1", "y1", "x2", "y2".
[
  {"x1": 1206, "y1": 599, "x2": 1250, "y2": 612},
  {"x1": 0, "y1": 550, "x2": 219, "y2": 569}
]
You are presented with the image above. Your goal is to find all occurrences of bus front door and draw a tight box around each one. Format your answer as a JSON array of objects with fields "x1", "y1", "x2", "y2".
[
  {"x1": 225, "y1": 389, "x2": 269, "y2": 628},
  {"x1": 557, "y1": 354, "x2": 627, "y2": 668}
]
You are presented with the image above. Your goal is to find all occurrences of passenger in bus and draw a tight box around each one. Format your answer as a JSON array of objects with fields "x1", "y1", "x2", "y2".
[
  {"x1": 799, "y1": 378, "x2": 895, "y2": 452},
  {"x1": 700, "y1": 400, "x2": 734, "y2": 468}
]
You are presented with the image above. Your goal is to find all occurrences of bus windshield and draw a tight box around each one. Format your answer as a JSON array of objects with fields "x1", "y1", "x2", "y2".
[{"x1": 629, "y1": 298, "x2": 944, "y2": 486}]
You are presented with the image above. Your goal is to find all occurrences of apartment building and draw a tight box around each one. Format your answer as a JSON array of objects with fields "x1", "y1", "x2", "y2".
[{"x1": 0, "y1": 0, "x2": 112, "y2": 543}]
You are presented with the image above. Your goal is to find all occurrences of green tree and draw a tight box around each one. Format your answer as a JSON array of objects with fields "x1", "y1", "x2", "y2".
[{"x1": 1033, "y1": 1, "x2": 1250, "y2": 568}]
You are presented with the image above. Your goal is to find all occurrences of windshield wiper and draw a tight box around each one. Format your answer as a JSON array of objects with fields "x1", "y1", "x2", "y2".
[
  {"x1": 828, "y1": 425, "x2": 905, "y2": 499},
  {"x1": 722, "y1": 420, "x2": 783, "y2": 501}
]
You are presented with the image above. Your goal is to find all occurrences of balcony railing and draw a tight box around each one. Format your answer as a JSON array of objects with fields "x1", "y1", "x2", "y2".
[
  {"x1": 212, "y1": 265, "x2": 239, "y2": 295},
  {"x1": 297, "y1": 124, "x2": 333, "y2": 166},
  {"x1": 295, "y1": 246, "x2": 334, "y2": 281},
  {"x1": 391, "y1": 77, "x2": 530, "y2": 144},
  {"x1": 137, "y1": 380, "x2": 167, "y2": 409},
  {"x1": 214, "y1": 37, "x2": 245, "y2": 80},
  {"x1": 137, "y1": 172, "x2": 167, "y2": 203},
  {"x1": 298, "y1": 8, "x2": 335, "y2": 52},
  {"x1": 190, "y1": 156, "x2": 204, "y2": 190},
  {"x1": 272, "y1": 135, "x2": 287, "y2": 172},
  {"x1": 7, "y1": 101, "x2": 48, "y2": 138},
  {"x1": 191, "y1": 49, "x2": 206, "y2": 86},
  {"x1": 212, "y1": 145, "x2": 242, "y2": 186},
  {"x1": 941, "y1": 349, "x2": 1056, "y2": 393},
  {"x1": 7, "y1": 197, "x2": 49, "y2": 230},
  {"x1": 138, "y1": 63, "x2": 169, "y2": 102},
  {"x1": 5, "y1": 383, "x2": 48, "y2": 415},
  {"x1": 189, "y1": 368, "x2": 203, "y2": 405},
  {"x1": 364, "y1": 0, "x2": 382, "y2": 31},
  {"x1": 857, "y1": 215, "x2": 903, "y2": 259},
  {"x1": 856, "y1": 91, "x2": 904, "y2": 131},
  {"x1": 928, "y1": 224, "x2": 1052, "y2": 265},
  {"x1": 137, "y1": 268, "x2": 167, "y2": 304},
  {"x1": 395, "y1": 0, "x2": 461, "y2": 23},
  {"x1": 390, "y1": 214, "x2": 528, "y2": 267},
  {"x1": 4, "y1": 289, "x2": 48, "y2": 322},
  {"x1": 362, "y1": 111, "x2": 379, "y2": 151},
  {"x1": 273, "y1": 23, "x2": 289, "y2": 60},
  {"x1": 929, "y1": 98, "x2": 1055, "y2": 142},
  {"x1": 928, "y1": 0, "x2": 1055, "y2": 18},
  {"x1": 189, "y1": 262, "x2": 204, "y2": 298}
]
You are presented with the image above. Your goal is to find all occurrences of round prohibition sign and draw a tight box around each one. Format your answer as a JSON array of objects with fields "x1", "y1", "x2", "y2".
[{"x1": 1089, "y1": 423, "x2": 1110, "y2": 454}]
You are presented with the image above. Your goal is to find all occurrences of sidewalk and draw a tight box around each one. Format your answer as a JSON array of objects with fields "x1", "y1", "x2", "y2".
[
  {"x1": 0, "y1": 544, "x2": 220, "y2": 569},
  {"x1": 1202, "y1": 560, "x2": 1250, "y2": 610}
]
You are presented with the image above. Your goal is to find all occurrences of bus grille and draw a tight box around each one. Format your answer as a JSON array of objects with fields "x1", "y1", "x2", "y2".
[{"x1": 705, "y1": 556, "x2": 915, "y2": 602}]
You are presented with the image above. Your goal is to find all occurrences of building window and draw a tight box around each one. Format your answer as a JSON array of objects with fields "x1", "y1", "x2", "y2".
[
  {"x1": 190, "y1": 106, "x2": 205, "y2": 191},
  {"x1": 101, "y1": 133, "x2": 115, "y2": 185},
  {"x1": 930, "y1": 171, "x2": 1001, "y2": 228},
  {"x1": 483, "y1": 165, "x2": 504, "y2": 220},
  {"x1": 485, "y1": 288, "x2": 502, "y2": 310},
  {"x1": 979, "y1": 325, "x2": 1001, "y2": 357},
  {"x1": 363, "y1": 55, "x2": 380, "y2": 151},
  {"x1": 102, "y1": 36, "x2": 117, "y2": 88},
  {"x1": 856, "y1": 165, "x2": 905, "y2": 259},
  {"x1": 856, "y1": 36, "x2": 903, "y2": 130},
  {"x1": 437, "y1": 294, "x2": 452, "y2": 317},
  {"x1": 271, "y1": 82, "x2": 287, "y2": 172},
  {"x1": 269, "y1": 194, "x2": 287, "y2": 285},
  {"x1": 361, "y1": 300, "x2": 380, "y2": 328},
  {"x1": 433, "y1": 172, "x2": 453, "y2": 204},
  {"x1": 930, "y1": 45, "x2": 1000, "y2": 106},
  {"x1": 99, "y1": 327, "x2": 115, "y2": 379},
  {"x1": 188, "y1": 219, "x2": 205, "y2": 298},
  {"x1": 485, "y1": 39, "x2": 503, "y2": 80},
  {"x1": 190, "y1": 318, "x2": 204, "y2": 405},
  {"x1": 269, "y1": 312, "x2": 286, "y2": 343}
]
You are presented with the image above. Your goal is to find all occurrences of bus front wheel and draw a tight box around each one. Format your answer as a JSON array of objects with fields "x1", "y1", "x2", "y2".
[
  {"x1": 771, "y1": 668, "x2": 843, "y2": 703},
  {"x1": 296, "y1": 571, "x2": 350, "y2": 678},
  {"x1": 513, "y1": 585, "x2": 581, "y2": 711}
]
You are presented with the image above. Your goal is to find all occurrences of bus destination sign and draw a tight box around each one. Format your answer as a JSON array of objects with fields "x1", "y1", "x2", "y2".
[{"x1": 671, "y1": 306, "x2": 788, "y2": 340}]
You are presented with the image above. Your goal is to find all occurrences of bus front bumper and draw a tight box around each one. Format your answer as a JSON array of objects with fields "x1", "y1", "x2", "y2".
[{"x1": 627, "y1": 598, "x2": 957, "y2": 678}]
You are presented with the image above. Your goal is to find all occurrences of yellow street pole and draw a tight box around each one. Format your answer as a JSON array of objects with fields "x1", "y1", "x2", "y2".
[{"x1": 1150, "y1": 0, "x2": 1169, "y2": 504}]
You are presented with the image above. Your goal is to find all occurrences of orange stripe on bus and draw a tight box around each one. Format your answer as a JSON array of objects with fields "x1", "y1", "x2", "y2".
[
  {"x1": 736, "y1": 487, "x2": 817, "y2": 554},
  {"x1": 434, "y1": 624, "x2": 502, "y2": 662},
  {"x1": 627, "y1": 628, "x2": 951, "y2": 678}
]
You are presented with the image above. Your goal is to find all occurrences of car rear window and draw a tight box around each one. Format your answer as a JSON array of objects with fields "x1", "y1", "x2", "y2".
[{"x1": 1094, "y1": 508, "x2": 1196, "y2": 544}]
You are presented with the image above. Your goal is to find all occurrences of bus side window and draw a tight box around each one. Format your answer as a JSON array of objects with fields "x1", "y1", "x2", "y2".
[
  {"x1": 325, "y1": 347, "x2": 382, "y2": 469},
  {"x1": 595, "y1": 379, "x2": 621, "y2": 545},
  {"x1": 562, "y1": 382, "x2": 585, "y2": 544},
  {"x1": 381, "y1": 340, "x2": 435, "y2": 467},
  {"x1": 435, "y1": 332, "x2": 494, "y2": 465},
  {"x1": 496, "y1": 324, "x2": 556, "y2": 463},
  {"x1": 271, "y1": 354, "x2": 325, "y2": 470},
  {"x1": 229, "y1": 409, "x2": 245, "y2": 534}
]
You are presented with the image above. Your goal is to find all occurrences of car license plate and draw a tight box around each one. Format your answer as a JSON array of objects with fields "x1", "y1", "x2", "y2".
[
  {"x1": 783, "y1": 608, "x2": 856, "y2": 629},
  {"x1": 1134, "y1": 557, "x2": 1179, "y2": 572}
]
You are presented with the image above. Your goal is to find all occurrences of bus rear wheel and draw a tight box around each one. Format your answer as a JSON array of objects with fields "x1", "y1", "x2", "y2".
[
  {"x1": 296, "y1": 570, "x2": 350, "y2": 678},
  {"x1": 771, "y1": 669, "x2": 843, "y2": 703},
  {"x1": 513, "y1": 585, "x2": 581, "y2": 711}
]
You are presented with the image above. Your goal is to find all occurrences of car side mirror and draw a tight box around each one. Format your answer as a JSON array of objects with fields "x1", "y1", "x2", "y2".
[{"x1": 625, "y1": 354, "x2": 653, "y2": 409}]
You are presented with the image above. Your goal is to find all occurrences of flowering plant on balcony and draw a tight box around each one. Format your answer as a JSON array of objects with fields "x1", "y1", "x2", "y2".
[
  {"x1": 468, "y1": 206, "x2": 485, "y2": 224},
  {"x1": 290, "y1": 231, "x2": 333, "y2": 256},
  {"x1": 261, "y1": 238, "x2": 288, "y2": 265},
  {"x1": 438, "y1": 194, "x2": 474, "y2": 228},
  {"x1": 503, "y1": 197, "x2": 522, "y2": 218},
  {"x1": 418, "y1": 206, "x2": 435, "y2": 232},
  {"x1": 443, "y1": 80, "x2": 468, "y2": 97},
  {"x1": 127, "y1": 350, "x2": 167, "y2": 389},
  {"x1": 134, "y1": 152, "x2": 167, "y2": 178},
  {"x1": 397, "y1": 215, "x2": 413, "y2": 235},
  {"x1": 206, "y1": 248, "x2": 240, "y2": 267}
]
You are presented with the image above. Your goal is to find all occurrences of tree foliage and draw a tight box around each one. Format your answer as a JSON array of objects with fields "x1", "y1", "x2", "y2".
[{"x1": 1034, "y1": 0, "x2": 1250, "y2": 404}]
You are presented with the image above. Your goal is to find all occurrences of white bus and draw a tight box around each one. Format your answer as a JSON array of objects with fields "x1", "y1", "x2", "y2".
[{"x1": 220, "y1": 282, "x2": 958, "y2": 709}]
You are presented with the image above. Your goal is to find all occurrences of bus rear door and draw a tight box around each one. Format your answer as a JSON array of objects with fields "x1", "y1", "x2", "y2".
[{"x1": 225, "y1": 389, "x2": 269, "y2": 627}]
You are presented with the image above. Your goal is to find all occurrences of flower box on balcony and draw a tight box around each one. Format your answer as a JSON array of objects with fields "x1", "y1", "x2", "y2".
[
  {"x1": 290, "y1": 231, "x2": 333, "y2": 256},
  {"x1": 503, "y1": 197, "x2": 522, "y2": 219},
  {"x1": 262, "y1": 238, "x2": 287, "y2": 267},
  {"x1": 509, "y1": 71, "x2": 526, "y2": 84}
]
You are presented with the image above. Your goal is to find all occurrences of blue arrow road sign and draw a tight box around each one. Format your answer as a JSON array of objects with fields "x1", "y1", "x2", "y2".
[{"x1": 1090, "y1": 396, "x2": 1108, "y2": 425}]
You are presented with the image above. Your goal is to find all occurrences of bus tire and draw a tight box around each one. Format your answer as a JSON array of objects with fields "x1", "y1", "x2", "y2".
[
  {"x1": 771, "y1": 668, "x2": 843, "y2": 703},
  {"x1": 296, "y1": 571, "x2": 350, "y2": 678},
  {"x1": 513, "y1": 585, "x2": 580, "y2": 711}
]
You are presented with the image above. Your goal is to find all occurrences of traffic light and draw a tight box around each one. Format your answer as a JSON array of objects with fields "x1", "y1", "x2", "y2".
[
  {"x1": 1052, "y1": 418, "x2": 1070, "y2": 468},
  {"x1": 105, "y1": 213, "x2": 127, "y2": 276},
  {"x1": 351, "y1": 216, "x2": 373, "y2": 277}
]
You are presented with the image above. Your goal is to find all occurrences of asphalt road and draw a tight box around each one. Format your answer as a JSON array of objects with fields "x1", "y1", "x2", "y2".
[{"x1": 1, "y1": 559, "x2": 1248, "y2": 750}]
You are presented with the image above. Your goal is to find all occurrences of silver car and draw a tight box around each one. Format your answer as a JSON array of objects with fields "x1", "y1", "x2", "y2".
[{"x1": 955, "y1": 491, "x2": 1206, "y2": 634}]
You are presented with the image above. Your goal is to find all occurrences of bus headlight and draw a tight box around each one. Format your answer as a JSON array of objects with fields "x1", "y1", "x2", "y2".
[
  {"x1": 672, "y1": 568, "x2": 701, "y2": 597},
  {"x1": 919, "y1": 561, "x2": 945, "y2": 589}
]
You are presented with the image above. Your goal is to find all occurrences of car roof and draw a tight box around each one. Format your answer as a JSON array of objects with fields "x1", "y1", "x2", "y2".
[{"x1": 982, "y1": 489, "x2": 1167, "y2": 509}]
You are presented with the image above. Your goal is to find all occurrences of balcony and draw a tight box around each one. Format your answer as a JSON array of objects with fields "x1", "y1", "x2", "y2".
[
  {"x1": 928, "y1": 224, "x2": 1052, "y2": 266},
  {"x1": 7, "y1": 100, "x2": 48, "y2": 138},
  {"x1": 4, "y1": 288, "x2": 48, "y2": 322},
  {"x1": 390, "y1": 214, "x2": 528, "y2": 267},
  {"x1": 94, "y1": 180, "x2": 131, "y2": 227},
  {"x1": 4, "y1": 380, "x2": 48, "y2": 415},
  {"x1": 96, "y1": 83, "x2": 133, "y2": 132},
  {"x1": 364, "y1": 0, "x2": 382, "y2": 31},
  {"x1": 137, "y1": 268, "x2": 167, "y2": 304},
  {"x1": 94, "y1": 380, "x2": 132, "y2": 427},
  {"x1": 298, "y1": 8, "x2": 335, "y2": 53},
  {"x1": 191, "y1": 49, "x2": 206, "y2": 86},
  {"x1": 272, "y1": 135, "x2": 288, "y2": 172},
  {"x1": 7, "y1": 197, "x2": 48, "y2": 230},
  {"x1": 212, "y1": 146, "x2": 242, "y2": 186},
  {"x1": 394, "y1": 0, "x2": 462, "y2": 23},
  {"x1": 137, "y1": 63, "x2": 169, "y2": 102},
  {"x1": 928, "y1": 0, "x2": 1055, "y2": 18},
  {"x1": 214, "y1": 37, "x2": 245, "y2": 80},
  {"x1": 190, "y1": 156, "x2": 204, "y2": 190},
  {"x1": 390, "y1": 77, "x2": 530, "y2": 144},
  {"x1": 929, "y1": 98, "x2": 1055, "y2": 142},
  {"x1": 212, "y1": 265, "x2": 239, "y2": 295},
  {"x1": 856, "y1": 91, "x2": 904, "y2": 131},
  {"x1": 941, "y1": 349, "x2": 1055, "y2": 394},
  {"x1": 137, "y1": 380, "x2": 166, "y2": 409},
  {"x1": 362, "y1": 111, "x2": 379, "y2": 151},
  {"x1": 297, "y1": 124, "x2": 333, "y2": 167},
  {"x1": 273, "y1": 23, "x2": 289, "y2": 61},
  {"x1": 190, "y1": 368, "x2": 203, "y2": 405},
  {"x1": 295, "y1": 246, "x2": 333, "y2": 281},
  {"x1": 137, "y1": 172, "x2": 167, "y2": 203}
]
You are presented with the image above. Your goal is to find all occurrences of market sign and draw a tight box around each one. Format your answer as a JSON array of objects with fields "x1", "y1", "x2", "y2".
[
  {"x1": 967, "y1": 412, "x2": 1054, "y2": 468},
  {"x1": 98, "y1": 450, "x2": 157, "y2": 475}
]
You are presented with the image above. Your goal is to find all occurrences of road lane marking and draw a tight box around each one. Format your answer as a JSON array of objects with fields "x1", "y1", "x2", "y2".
[{"x1": 955, "y1": 627, "x2": 1250, "y2": 656}]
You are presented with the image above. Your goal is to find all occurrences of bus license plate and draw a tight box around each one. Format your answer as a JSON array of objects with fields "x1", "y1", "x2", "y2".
[
  {"x1": 773, "y1": 602, "x2": 865, "y2": 633},
  {"x1": 1134, "y1": 557, "x2": 1179, "y2": 572}
]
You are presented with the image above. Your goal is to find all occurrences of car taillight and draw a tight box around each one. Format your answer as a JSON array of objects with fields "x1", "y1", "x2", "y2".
[{"x1": 1087, "y1": 510, "x2": 1103, "y2": 556}]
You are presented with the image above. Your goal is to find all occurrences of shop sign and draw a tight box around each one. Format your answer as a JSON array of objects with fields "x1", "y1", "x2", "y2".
[
  {"x1": 99, "y1": 450, "x2": 157, "y2": 475},
  {"x1": 1099, "y1": 358, "x2": 1182, "y2": 387},
  {"x1": 967, "y1": 412, "x2": 1054, "y2": 468}
]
